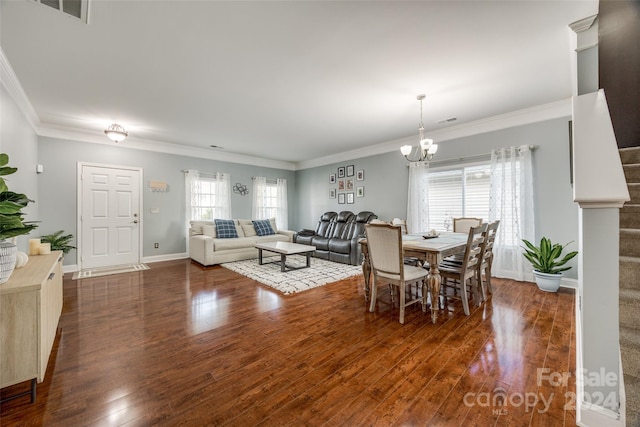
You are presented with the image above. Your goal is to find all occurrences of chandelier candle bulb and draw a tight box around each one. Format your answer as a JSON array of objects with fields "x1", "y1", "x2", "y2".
[
  {"x1": 29, "y1": 239, "x2": 41, "y2": 256},
  {"x1": 39, "y1": 242, "x2": 51, "y2": 255}
]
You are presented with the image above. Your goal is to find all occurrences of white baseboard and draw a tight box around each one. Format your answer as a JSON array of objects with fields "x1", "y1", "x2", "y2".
[
  {"x1": 63, "y1": 264, "x2": 78, "y2": 274},
  {"x1": 142, "y1": 252, "x2": 188, "y2": 264},
  {"x1": 61, "y1": 253, "x2": 188, "y2": 274},
  {"x1": 561, "y1": 277, "x2": 579, "y2": 289}
]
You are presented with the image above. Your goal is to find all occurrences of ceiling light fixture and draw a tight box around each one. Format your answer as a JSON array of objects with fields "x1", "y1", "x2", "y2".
[
  {"x1": 400, "y1": 94, "x2": 438, "y2": 162},
  {"x1": 104, "y1": 123, "x2": 128, "y2": 143}
]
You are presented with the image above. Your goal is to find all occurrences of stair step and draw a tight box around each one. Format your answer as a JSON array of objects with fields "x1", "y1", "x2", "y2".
[
  {"x1": 624, "y1": 374, "x2": 640, "y2": 426},
  {"x1": 620, "y1": 147, "x2": 640, "y2": 165},
  {"x1": 621, "y1": 229, "x2": 640, "y2": 258},
  {"x1": 621, "y1": 257, "x2": 640, "y2": 291},
  {"x1": 621, "y1": 205, "x2": 640, "y2": 228},
  {"x1": 630, "y1": 184, "x2": 640, "y2": 205},
  {"x1": 620, "y1": 288, "x2": 640, "y2": 330},
  {"x1": 624, "y1": 164, "x2": 640, "y2": 183}
]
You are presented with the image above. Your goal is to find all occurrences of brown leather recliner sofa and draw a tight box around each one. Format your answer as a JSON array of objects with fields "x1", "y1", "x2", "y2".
[{"x1": 294, "y1": 210, "x2": 378, "y2": 265}]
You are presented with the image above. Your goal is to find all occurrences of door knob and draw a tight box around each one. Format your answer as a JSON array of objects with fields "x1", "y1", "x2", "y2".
[{"x1": 133, "y1": 220, "x2": 138, "y2": 224}]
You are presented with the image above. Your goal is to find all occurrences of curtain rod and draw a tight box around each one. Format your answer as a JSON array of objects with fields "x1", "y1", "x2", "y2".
[{"x1": 406, "y1": 144, "x2": 537, "y2": 167}]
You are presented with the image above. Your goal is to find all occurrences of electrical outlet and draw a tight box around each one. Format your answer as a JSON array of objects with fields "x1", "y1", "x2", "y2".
[{"x1": 154, "y1": 243, "x2": 159, "y2": 249}]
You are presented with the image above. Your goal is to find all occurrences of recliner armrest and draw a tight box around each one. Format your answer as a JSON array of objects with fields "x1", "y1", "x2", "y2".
[{"x1": 297, "y1": 229, "x2": 316, "y2": 236}]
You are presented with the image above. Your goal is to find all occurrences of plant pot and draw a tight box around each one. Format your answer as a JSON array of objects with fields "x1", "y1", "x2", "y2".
[
  {"x1": 0, "y1": 240, "x2": 18, "y2": 284},
  {"x1": 533, "y1": 270, "x2": 562, "y2": 292}
]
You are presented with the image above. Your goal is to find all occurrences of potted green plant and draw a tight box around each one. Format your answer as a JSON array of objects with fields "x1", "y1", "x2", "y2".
[
  {"x1": 522, "y1": 237, "x2": 578, "y2": 292},
  {"x1": 0, "y1": 153, "x2": 38, "y2": 283},
  {"x1": 40, "y1": 230, "x2": 75, "y2": 254}
]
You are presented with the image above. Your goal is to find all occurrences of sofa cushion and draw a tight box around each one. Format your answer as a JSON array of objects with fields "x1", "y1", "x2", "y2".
[
  {"x1": 239, "y1": 219, "x2": 258, "y2": 237},
  {"x1": 202, "y1": 225, "x2": 217, "y2": 238},
  {"x1": 214, "y1": 237, "x2": 257, "y2": 251},
  {"x1": 253, "y1": 219, "x2": 275, "y2": 236},
  {"x1": 190, "y1": 220, "x2": 215, "y2": 235},
  {"x1": 215, "y1": 219, "x2": 238, "y2": 238}
]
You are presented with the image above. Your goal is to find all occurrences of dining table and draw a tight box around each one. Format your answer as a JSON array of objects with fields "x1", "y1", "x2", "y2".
[{"x1": 359, "y1": 231, "x2": 469, "y2": 323}]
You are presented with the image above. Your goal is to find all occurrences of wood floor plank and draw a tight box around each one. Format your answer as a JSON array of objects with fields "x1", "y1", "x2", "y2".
[{"x1": 0, "y1": 259, "x2": 576, "y2": 426}]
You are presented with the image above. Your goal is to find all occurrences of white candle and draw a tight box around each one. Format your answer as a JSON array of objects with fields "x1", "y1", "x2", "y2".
[
  {"x1": 39, "y1": 242, "x2": 51, "y2": 255},
  {"x1": 29, "y1": 239, "x2": 41, "y2": 256}
]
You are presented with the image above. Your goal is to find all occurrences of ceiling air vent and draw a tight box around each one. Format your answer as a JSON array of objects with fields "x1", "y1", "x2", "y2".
[
  {"x1": 33, "y1": 0, "x2": 88, "y2": 23},
  {"x1": 437, "y1": 117, "x2": 458, "y2": 124}
]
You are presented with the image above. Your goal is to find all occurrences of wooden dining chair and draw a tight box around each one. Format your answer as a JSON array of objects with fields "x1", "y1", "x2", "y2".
[
  {"x1": 477, "y1": 220, "x2": 500, "y2": 299},
  {"x1": 365, "y1": 224, "x2": 428, "y2": 324},
  {"x1": 453, "y1": 217, "x2": 483, "y2": 234},
  {"x1": 439, "y1": 223, "x2": 487, "y2": 316}
]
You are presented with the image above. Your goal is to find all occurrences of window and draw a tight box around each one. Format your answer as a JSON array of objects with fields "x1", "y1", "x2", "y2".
[
  {"x1": 185, "y1": 170, "x2": 231, "y2": 222},
  {"x1": 252, "y1": 177, "x2": 288, "y2": 229},
  {"x1": 427, "y1": 163, "x2": 491, "y2": 231},
  {"x1": 33, "y1": 0, "x2": 89, "y2": 22}
]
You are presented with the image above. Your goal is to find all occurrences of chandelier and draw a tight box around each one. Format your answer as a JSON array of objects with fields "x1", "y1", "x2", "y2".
[
  {"x1": 104, "y1": 123, "x2": 128, "y2": 143},
  {"x1": 400, "y1": 94, "x2": 438, "y2": 162}
]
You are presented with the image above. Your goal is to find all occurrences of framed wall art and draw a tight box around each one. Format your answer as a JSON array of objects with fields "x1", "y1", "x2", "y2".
[
  {"x1": 329, "y1": 173, "x2": 336, "y2": 184},
  {"x1": 330, "y1": 188, "x2": 336, "y2": 199},
  {"x1": 346, "y1": 165, "x2": 354, "y2": 177},
  {"x1": 356, "y1": 186, "x2": 364, "y2": 198},
  {"x1": 338, "y1": 193, "x2": 345, "y2": 204},
  {"x1": 356, "y1": 170, "x2": 364, "y2": 181},
  {"x1": 347, "y1": 192, "x2": 354, "y2": 204},
  {"x1": 338, "y1": 166, "x2": 345, "y2": 178},
  {"x1": 346, "y1": 179, "x2": 354, "y2": 190},
  {"x1": 338, "y1": 180, "x2": 345, "y2": 191}
]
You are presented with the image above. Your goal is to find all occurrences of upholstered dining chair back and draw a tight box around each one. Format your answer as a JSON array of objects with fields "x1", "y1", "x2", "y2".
[
  {"x1": 391, "y1": 218, "x2": 408, "y2": 234},
  {"x1": 365, "y1": 224, "x2": 428, "y2": 324},
  {"x1": 365, "y1": 224, "x2": 403, "y2": 278},
  {"x1": 453, "y1": 217, "x2": 483, "y2": 234}
]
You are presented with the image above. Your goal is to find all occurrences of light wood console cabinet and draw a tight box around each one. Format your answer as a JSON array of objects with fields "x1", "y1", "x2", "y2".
[{"x1": 0, "y1": 251, "x2": 63, "y2": 401}]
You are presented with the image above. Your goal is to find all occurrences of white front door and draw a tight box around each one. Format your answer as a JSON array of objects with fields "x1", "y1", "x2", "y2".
[{"x1": 79, "y1": 164, "x2": 142, "y2": 269}]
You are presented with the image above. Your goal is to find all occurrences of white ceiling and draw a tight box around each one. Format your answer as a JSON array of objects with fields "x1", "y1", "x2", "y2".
[{"x1": 1, "y1": 0, "x2": 597, "y2": 166}]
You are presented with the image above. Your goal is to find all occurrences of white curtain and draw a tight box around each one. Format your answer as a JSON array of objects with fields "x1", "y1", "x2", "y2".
[
  {"x1": 252, "y1": 176, "x2": 268, "y2": 219},
  {"x1": 406, "y1": 162, "x2": 430, "y2": 234},
  {"x1": 185, "y1": 169, "x2": 232, "y2": 225},
  {"x1": 276, "y1": 178, "x2": 288, "y2": 230},
  {"x1": 252, "y1": 177, "x2": 288, "y2": 229},
  {"x1": 489, "y1": 145, "x2": 534, "y2": 281}
]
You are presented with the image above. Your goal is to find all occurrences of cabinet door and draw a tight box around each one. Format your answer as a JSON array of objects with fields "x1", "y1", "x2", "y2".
[
  {"x1": 39, "y1": 260, "x2": 63, "y2": 381},
  {"x1": 1, "y1": 291, "x2": 38, "y2": 387}
]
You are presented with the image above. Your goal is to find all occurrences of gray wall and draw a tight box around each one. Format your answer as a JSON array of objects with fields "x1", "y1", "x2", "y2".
[
  {"x1": 295, "y1": 117, "x2": 580, "y2": 278},
  {"x1": 0, "y1": 85, "x2": 39, "y2": 253},
  {"x1": 37, "y1": 137, "x2": 296, "y2": 265}
]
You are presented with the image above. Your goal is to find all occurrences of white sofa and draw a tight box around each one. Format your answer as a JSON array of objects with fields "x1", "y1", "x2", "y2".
[{"x1": 189, "y1": 219, "x2": 295, "y2": 266}]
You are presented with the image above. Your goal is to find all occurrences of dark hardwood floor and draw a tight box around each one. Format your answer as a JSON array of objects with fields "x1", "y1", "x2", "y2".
[{"x1": 0, "y1": 259, "x2": 576, "y2": 426}]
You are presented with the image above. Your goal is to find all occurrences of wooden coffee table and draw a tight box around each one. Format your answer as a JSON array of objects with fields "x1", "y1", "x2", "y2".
[{"x1": 255, "y1": 241, "x2": 316, "y2": 272}]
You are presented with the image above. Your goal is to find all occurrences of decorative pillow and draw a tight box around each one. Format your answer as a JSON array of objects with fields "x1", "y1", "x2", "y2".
[
  {"x1": 202, "y1": 225, "x2": 216, "y2": 238},
  {"x1": 252, "y1": 219, "x2": 275, "y2": 236},
  {"x1": 214, "y1": 219, "x2": 238, "y2": 239},
  {"x1": 239, "y1": 219, "x2": 258, "y2": 237}
]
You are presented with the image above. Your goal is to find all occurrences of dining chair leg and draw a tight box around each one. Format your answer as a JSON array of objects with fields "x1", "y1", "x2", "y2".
[
  {"x1": 399, "y1": 284, "x2": 406, "y2": 324},
  {"x1": 421, "y1": 279, "x2": 428, "y2": 312},
  {"x1": 461, "y1": 279, "x2": 471, "y2": 316},
  {"x1": 369, "y1": 279, "x2": 378, "y2": 313},
  {"x1": 485, "y1": 264, "x2": 493, "y2": 294},
  {"x1": 476, "y1": 268, "x2": 487, "y2": 302}
]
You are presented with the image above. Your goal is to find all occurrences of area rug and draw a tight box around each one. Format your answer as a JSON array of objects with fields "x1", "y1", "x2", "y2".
[
  {"x1": 72, "y1": 263, "x2": 150, "y2": 280},
  {"x1": 221, "y1": 256, "x2": 362, "y2": 295}
]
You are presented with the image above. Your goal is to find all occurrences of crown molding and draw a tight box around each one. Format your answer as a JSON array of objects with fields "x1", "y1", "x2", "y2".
[
  {"x1": 0, "y1": 47, "x2": 41, "y2": 131},
  {"x1": 295, "y1": 98, "x2": 572, "y2": 170},
  {"x1": 37, "y1": 124, "x2": 297, "y2": 171}
]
